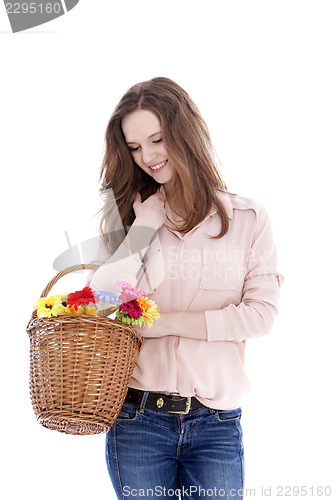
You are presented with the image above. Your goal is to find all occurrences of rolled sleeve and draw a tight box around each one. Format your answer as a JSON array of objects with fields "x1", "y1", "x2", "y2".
[
  {"x1": 89, "y1": 245, "x2": 145, "y2": 291},
  {"x1": 87, "y1": 225, "x2": 160, "y2": 292}
]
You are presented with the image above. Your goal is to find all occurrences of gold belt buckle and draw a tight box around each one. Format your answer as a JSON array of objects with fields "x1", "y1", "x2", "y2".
[{"x1": 169, "y1": 393, "x2": 191, "y2": 415}]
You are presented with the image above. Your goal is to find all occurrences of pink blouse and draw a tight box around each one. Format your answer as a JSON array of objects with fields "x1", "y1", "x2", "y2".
[{"x1": 88, "y1": 191, "x2": 283, "y2": 410}]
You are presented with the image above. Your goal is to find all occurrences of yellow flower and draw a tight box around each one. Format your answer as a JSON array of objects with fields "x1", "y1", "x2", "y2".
[
  {"x1": 58, "y1": 305, "x2": 75, "y2": 315},
  {"x1": 65, "y1": 305, "x2": 83, "y2": 315},
  {"x1": 66, "y1": 305, "x2": 98, "y2": 316},
  {"x1": 34, "y1": 295, "x2": 64, "y2": 318},
  {"x1": 137, "y1": 296, "x2": 160, "y2": 328},
  {"x1": 85, "y1": 306, "x2": 98, "y2": 316}
]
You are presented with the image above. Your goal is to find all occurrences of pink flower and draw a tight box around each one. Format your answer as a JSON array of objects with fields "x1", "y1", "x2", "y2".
[
  {"x1": 119, "y1": 289, "x2": 138, "y2": 303},
  {"x1": 116, "y1": 280, "x2": 132, "y2": 289},
  {"x1": 116, "y1": 280, "x2": 146, "y2": 299}
]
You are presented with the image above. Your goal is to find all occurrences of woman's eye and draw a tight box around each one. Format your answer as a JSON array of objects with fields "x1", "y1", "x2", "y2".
[
  {"x1": 153, "y1": 138, "x2": 162, "y2": 144},
  {"x1": 130, "y1": 146, "x2": 140, "y2": 152}
]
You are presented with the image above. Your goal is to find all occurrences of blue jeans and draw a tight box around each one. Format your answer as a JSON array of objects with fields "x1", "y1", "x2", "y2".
[{"x1": 105, "y1": 395, "x2": 244, "y2": 500}]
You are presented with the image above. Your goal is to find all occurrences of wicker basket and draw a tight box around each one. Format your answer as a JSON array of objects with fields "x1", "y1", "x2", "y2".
[{"x1": 26, "y1": 264, "x2": 144, "y2": 435}]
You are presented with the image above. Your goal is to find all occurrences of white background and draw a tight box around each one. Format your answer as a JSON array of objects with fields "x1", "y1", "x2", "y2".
[{"x1": 1, "y1": 1, "x2": 332, "y2": 499}]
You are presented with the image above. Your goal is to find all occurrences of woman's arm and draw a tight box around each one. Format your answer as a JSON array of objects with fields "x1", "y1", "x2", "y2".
[
  {"x1": 137, "y1": 206, "x2": 283, "y2": 343},
  {"x1": 88, "y1": 192, "x2": 166, "y2": 291},
  {"x1": 137, "y1": 311, "x2": 207, "y2": 340}
]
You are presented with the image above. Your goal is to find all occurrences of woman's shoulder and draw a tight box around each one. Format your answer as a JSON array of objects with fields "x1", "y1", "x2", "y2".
[{"x1": 218, "y1": 190, "x2": 265, "y2": 220}]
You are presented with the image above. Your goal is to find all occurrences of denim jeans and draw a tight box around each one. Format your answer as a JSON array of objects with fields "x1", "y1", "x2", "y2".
[{"x1": 105, "y1": 394, "x2": 244, "y2": 500}]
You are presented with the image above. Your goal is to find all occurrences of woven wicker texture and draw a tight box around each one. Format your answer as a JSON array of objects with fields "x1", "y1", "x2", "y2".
[{"x1": 27, "y1": 264, "x2": 143, "y2": 435}]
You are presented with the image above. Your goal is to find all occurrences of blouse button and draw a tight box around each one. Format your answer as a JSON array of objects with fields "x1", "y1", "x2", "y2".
[{"x1": 201, "y1": 283, "x2": 206, "y2": 288}]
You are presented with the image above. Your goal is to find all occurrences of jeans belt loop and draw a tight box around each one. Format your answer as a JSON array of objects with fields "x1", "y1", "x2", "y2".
[{"x1": 139, "y1": 391, "x2": 149, "y2": 412}]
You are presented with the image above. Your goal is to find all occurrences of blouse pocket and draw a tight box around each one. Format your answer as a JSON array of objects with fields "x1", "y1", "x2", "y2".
[
  {"x1": 200, "y1": 244, "x2": 246, "y2": 291},
  {"x1": 136, "y1": 245, "x2": 165, "y2": 295}
]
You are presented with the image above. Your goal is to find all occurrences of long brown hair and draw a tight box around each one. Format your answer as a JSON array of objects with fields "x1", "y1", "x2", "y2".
[{"x1": 99, "y1": 77, "x2": 229, "y2": 251}]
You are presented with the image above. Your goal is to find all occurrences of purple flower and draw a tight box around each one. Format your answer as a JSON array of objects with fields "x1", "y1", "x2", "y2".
[{"x1": 94, "y1": 290, "x2": 120, "y2": 307}]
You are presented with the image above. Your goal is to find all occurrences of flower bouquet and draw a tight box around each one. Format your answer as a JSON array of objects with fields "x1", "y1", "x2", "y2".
[
  {"x1": 27, "y1": 264, "x2": 159, "y2": 435},
  {"x1": 34, "y1": 281, "x2": 160, "y2": 327}
]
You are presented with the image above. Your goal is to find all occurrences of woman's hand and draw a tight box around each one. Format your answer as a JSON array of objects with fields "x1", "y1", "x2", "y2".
[{"x1": 133, "y1": 192, "x2": 167, "y2": 231}]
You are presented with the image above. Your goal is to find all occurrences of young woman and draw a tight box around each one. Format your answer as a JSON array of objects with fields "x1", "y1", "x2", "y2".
[{"x1": 88, "y1": 77, "x2": 282, "y2": 500}]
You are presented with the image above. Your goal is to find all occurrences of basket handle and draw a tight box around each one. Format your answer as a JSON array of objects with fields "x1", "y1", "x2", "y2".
[
  {"x1": 39, "y1": 263, "x2": 99, "y2": 298},
  {"x1": 27, "y1": 264, "x2": 99, "y2": 333}
]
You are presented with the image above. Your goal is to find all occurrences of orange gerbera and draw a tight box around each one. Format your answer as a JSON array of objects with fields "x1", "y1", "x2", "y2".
[{"x1": 137, "y1": 296, "x2": 160, "y2": 328}]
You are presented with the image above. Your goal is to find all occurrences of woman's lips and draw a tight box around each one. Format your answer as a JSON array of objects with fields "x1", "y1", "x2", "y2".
[{"x1": 149, "y1": 159, "x2": 168, "y2": 172}]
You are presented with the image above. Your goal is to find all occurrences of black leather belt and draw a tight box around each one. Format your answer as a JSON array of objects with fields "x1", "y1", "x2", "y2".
[{"x1": 125, "y1": 387, "x2": 207, "y2": 415}]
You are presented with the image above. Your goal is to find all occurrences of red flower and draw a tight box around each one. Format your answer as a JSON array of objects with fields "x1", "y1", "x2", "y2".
[
  {"x1": 119, "y1": 300, "x2": 143, "y2": 319},
  {"x1": 66, "y1": 286, "x2": 96, "y2": 311}
]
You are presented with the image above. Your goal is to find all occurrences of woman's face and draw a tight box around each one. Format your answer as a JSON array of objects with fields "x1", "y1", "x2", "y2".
[{"x1": 121, "y1": 109, "x2": 175, "y2": 187}]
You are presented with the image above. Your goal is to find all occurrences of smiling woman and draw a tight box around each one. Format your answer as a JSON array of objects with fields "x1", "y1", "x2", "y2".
[
  {"x1": 98, "y1": 77, "x2": 230, "y2": 251},
  {"x1": 87, "y1": 77, "x2": 282, "y2": 500},
  {"x1": 122, "y1": 109, "x2": 175, "y2": 187}
]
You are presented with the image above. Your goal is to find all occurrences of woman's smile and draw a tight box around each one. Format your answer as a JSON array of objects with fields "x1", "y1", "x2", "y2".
[
  {"x1": 122, "y1": 109, "x2": 175, "y2": 187},
  {"x1": 149, "y1": 159, "x2": 168, "y2": 171}
]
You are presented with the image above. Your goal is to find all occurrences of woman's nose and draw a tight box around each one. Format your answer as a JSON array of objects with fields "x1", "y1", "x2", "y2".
[{"x1": 141, "y1": 146, "x2": 155, "y2": 165}]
